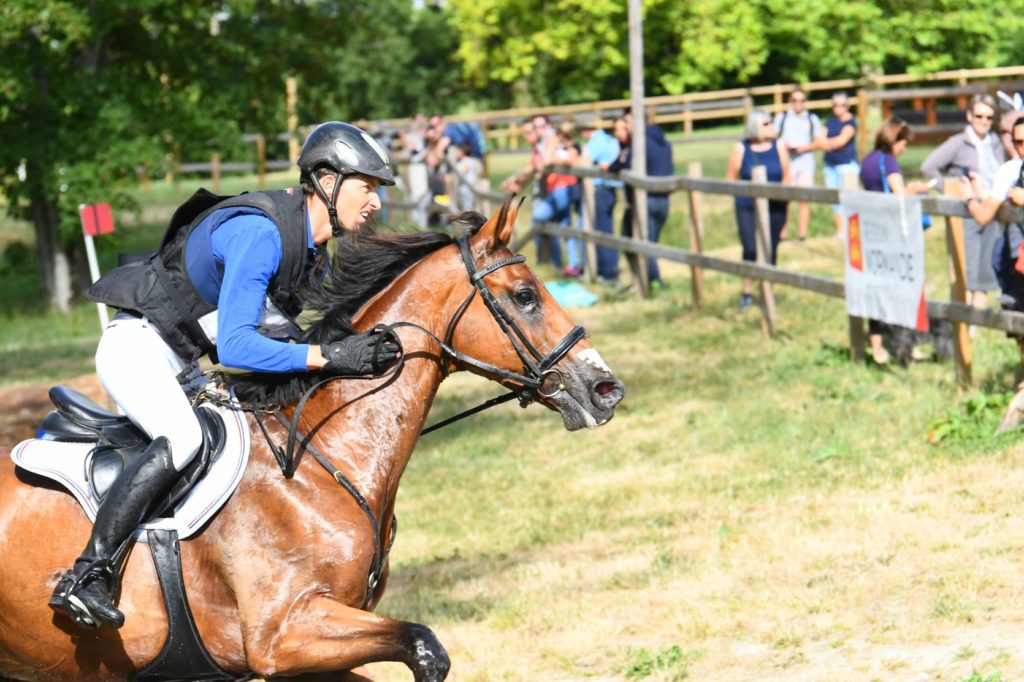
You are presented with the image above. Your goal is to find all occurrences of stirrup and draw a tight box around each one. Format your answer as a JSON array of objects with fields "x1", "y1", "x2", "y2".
[{"x1": 49, "y1": 559, "x2": 121, "y2": 629}]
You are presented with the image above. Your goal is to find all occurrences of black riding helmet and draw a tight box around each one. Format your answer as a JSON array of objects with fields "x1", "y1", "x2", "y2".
[{"x1": 298, "y1": 121, "x2": 396, "y2": 236}]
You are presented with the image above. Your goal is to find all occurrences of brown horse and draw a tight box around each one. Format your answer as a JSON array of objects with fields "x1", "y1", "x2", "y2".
[{"x1": 0, "y1": 201, "x2": 624, "y2": 681}]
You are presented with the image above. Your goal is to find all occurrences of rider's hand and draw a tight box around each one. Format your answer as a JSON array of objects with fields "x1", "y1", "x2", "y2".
[{"x1": 319, "y1": 330, "x2": 401, "y2": 375}]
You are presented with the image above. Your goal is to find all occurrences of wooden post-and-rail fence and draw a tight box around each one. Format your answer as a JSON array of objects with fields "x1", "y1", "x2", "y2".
[{"x1": 421, "y1": 162, "x2": 1024, "y2": 394}]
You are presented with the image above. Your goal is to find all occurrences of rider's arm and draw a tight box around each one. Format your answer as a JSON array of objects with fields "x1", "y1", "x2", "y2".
[{"x1": 212, "y1": 216, "x2": 312, "y2": 373}]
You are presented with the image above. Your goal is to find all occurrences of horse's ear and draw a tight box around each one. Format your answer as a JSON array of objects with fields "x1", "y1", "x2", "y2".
[{"x1": 472, "y1": 198, "x2": 522, "y2": 252}]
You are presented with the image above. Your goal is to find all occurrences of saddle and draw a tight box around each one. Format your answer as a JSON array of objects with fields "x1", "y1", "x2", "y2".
[
  {"x1": 42, "y1": 386, "x2": 226, "y2": 509},
  {"x1": 35, "y1": 387, "x2": 238, "y2": 682}
]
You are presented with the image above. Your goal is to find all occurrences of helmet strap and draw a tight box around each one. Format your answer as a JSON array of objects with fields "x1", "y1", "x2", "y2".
[{"x1": 309, "y1": 171, "x2": 346, "y2": 238}]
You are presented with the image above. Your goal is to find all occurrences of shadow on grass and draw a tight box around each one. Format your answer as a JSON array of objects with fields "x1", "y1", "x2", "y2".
[{"x1": 383, "y1": 550, "x2": 521, "y2": 625}]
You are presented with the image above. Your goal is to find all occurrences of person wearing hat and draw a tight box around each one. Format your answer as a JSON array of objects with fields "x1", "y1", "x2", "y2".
[{"x1": 48, "y1": 121, "x2": 401, "y2": 630}]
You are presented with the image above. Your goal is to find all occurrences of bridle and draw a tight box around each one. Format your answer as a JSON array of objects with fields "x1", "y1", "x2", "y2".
[
  {"x1": 441, "y1": 234, "x2": 587, "y2": 406},
  {"x1": 247, "y1": 230, "x2": 587, "y2": 608}
]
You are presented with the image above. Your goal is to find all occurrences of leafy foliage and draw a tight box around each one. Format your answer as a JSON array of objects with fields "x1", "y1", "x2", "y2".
[
  {"x1": 927, "y1": 391, "x2": 1015, "y2": 447},
  {"x1": 0, "y1": 0, "x2": 467, "y2": 306},
  {"x1": 446, "y1": 0, "x2": 1024, "y2": 99}
]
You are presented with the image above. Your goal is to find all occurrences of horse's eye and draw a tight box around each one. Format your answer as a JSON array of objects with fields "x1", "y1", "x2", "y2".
[{"x1": 513, "y1": 287, "x2": 537, "y2": 308}]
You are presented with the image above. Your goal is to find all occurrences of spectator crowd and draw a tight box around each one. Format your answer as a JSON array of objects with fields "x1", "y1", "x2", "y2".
[{"x1": 372, "y1": 88, "x2": 1024, "y2": 373}]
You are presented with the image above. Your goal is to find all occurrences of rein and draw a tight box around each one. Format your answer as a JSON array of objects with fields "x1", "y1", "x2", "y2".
[{"x1": 248, "y1": 233, "x2": 586, "y2": 608}]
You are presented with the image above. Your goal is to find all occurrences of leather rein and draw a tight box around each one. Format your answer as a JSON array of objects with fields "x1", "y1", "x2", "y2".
[{"x1": 249, "y1": 234, "x2": 586, "y2": 609}]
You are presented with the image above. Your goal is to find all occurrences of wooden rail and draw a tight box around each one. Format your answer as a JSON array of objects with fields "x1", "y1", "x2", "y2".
[
  {"x1": 351, "y1": 64, "x2": 1024, "y2": 150},
  {"x1": 170, "y1": 65, "x2": 1024, "y2": 186},
  {"x1": 398, "y1": 160, "x2": 1024, "y2": 388}
]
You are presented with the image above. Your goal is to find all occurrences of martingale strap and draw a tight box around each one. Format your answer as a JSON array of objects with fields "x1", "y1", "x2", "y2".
[{"x1": 248, "y1": 233, "x2": 587, "y2": 607}]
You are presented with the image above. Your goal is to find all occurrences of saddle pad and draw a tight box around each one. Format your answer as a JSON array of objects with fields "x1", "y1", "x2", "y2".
[{"x1": 11, "y1": 403, "x2": 250, "y2": 541}]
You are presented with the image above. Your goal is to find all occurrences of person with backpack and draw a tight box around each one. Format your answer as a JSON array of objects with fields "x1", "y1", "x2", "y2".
[
  {"x1": 48, "y1": 121, "x2": 401, "y2": 630},
  {"x1": 773, "y1": 88, "x2": 821, "y2": 241}
]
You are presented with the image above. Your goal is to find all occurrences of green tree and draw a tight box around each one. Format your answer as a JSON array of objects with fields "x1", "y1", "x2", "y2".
[
  {"x1": 0, "y1": 1, "x2": 468, "y2": 309},
  {"x1": 0, "y1": 1, "x2": 241, "y2": 310},
  {"x1": 446, "y1": 0, "x2": 1024, "y2": 101},
  {"x1": 447, "y1": 0, "x2": 628, "y2": 106}
]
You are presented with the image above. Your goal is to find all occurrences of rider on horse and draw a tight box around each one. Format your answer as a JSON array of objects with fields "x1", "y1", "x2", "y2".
[{"x1": 50, "y1": 121, "x2": 401, "y2": 630}]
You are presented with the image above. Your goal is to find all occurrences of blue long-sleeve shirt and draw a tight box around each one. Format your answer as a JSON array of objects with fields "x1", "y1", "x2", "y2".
[
  {"x1": 586, "y1": 129, "x2": 623, "y2": 188},
  {"x1": 185, "y1": 208, "x2": 313, "y2": 373}
]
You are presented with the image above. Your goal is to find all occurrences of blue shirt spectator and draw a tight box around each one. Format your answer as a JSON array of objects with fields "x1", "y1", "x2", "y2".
[{"x1": 586, "y1": 128, "x2": 623, "y2": 188}]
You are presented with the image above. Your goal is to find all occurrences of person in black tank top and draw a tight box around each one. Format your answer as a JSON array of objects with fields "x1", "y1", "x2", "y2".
[{"x1": 726, "y1": 108, "x2": 791, "y2": 310}]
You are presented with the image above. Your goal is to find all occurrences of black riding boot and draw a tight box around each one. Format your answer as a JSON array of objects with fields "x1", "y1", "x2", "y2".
[{"x1": 50, "y1": 436, "x2": 179, "y2": 629}]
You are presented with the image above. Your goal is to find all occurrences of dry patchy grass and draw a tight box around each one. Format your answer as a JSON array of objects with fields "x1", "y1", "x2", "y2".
[{"x1": 359, "y1": 242, "x2": 1024, "y2": 681}]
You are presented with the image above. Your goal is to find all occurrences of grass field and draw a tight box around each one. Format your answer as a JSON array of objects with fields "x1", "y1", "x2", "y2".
[{"x1": 2, "y1": 137, "x2": 1023, "y2": 681}]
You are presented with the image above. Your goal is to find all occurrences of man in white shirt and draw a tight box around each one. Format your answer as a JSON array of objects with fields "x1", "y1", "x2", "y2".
[{"x1": 774, "y1": 89, "x2": 821, "y2": 240}]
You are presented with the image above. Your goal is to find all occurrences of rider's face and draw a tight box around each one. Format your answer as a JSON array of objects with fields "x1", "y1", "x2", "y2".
[{"x1": 320, "y1": 173, "x2": 382, "y2": 233}]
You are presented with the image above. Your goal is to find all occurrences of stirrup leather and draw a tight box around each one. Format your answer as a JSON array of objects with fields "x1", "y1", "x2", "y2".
[{"x1": 50, "y1": 559, "x2": 122, "y2": 629}]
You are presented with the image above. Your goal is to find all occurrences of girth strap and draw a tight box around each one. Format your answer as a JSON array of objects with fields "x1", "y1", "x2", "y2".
[{"x1": 130, "y1": 529, "x2": 240, "y2": 682}]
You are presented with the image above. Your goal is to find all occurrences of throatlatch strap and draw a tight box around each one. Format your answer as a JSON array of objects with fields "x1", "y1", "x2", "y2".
[{"x1": 130, "y1": 529, "x2": 238, "y2": 682}]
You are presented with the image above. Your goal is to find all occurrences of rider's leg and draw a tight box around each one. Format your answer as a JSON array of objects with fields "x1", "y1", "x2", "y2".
[
  {"x1": 95, "y1": 316, "x2": 203, "y2": 469},
  {"x1": 52, "y1": 436, "x2": 178, "y2": 628},
  {"x1": 51, "y1": 316, "x2": 203, "y2": 629}
]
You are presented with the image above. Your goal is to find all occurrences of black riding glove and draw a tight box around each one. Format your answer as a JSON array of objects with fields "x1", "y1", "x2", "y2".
[{"x1": 321, "y1": 329, "x2": 401, "y2": 376}]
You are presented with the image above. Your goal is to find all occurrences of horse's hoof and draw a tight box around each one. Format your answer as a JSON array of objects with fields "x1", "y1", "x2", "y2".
[{"x1": 408, "y1": 625, "x2": 450, "y2": 682}]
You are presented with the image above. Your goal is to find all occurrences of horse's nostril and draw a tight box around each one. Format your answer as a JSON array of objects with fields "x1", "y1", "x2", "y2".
[{"x1": 592, "y1": 379, "x2": 624, "y2": 408}]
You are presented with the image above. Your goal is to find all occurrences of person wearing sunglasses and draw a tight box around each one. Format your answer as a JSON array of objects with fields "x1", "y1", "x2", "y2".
[
  {"x1": 726, "y1": 108, "x2": 791, "y2": 310},
  {"x1": 921, "y1": 94, "x2": 1006, "y2": 312}
]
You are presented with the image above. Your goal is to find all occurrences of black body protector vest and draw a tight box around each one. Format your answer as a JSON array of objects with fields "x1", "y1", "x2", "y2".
[{"x1": 88, "y1": 187, "x2": 316, "y2": 362}]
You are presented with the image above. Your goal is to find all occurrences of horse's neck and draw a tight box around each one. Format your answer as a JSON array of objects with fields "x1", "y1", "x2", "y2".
[{"x1": 299, "y1": 251, "x2": 462, "y2": 509}]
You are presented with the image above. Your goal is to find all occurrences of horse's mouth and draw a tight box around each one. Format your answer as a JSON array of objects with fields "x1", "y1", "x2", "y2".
[{"x1": 544, "y1": 367, "x2": 625, "y2": 432}]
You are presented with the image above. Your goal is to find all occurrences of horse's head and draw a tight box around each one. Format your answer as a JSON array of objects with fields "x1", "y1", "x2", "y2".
[{"x1": 448, "y1": 200, "x2": 625, "y2": 430}]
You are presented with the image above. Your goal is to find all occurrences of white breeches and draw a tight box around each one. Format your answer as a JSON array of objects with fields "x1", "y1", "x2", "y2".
[{"x1": 95, "y1": 317, "x2": 203, "y2": 471}]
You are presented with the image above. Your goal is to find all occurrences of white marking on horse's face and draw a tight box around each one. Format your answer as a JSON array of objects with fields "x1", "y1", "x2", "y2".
[{"x1": 578, "y1": 349, "x2": 612, "y2": 374}]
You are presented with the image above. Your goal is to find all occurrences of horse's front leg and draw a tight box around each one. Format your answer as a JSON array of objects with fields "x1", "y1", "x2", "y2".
[{"x1": 242, "y1": 596, "x2": 449, "y2": 681}]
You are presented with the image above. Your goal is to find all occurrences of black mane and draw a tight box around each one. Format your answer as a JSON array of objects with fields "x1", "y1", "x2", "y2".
[{"x1": 224, "y1": 213, "x2": 486, "y2": 409}]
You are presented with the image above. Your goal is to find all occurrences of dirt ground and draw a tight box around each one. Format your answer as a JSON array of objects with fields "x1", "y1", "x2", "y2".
[{"x1": 0, "y1": 374, "x2": 108, "y2": 444}]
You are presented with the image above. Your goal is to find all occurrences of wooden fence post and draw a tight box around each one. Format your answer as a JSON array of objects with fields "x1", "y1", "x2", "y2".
[
  {"x1": 286, "y1": 76, "x2": 299, "y2": 164},
  {"x1": 752, "y1": 165, "x2": 777, "y2": 337},
  {"x1": 211, "y1": 152, "x2": 221, "y2": 194},
  {"x1": 166, "y1": 144, "x2": 180, "y2": 185},
  {"x1": 629, "y1": 183, "x2": 650, "y2": 298},
  {"x1": 944, "y1": 177, "x2": 973, "y2": 392},
  {"x1": 686, "y1": 161, "x2": 705, "y2": 308},
  {"x1": 856, "y1": 87, "x2": 871, "y2": 162},
  {"x1": 843, "y1": 169, "x2": 866, "y2": 362},
  {"x1": 580, "y1": 176, "x2": 598, "y2": 283},
  {"x1": 256, "y1": 133, "x2": 267, "y2": 191}
]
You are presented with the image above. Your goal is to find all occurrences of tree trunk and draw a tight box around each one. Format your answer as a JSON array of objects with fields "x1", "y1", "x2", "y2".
[{"x1": 27, "y1": 173, "x2": 72, "y2": 312}]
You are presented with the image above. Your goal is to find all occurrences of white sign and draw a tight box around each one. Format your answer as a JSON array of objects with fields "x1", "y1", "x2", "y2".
[{"x1": 841, "y1": 191, "x2": 928, "y2": 331}]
